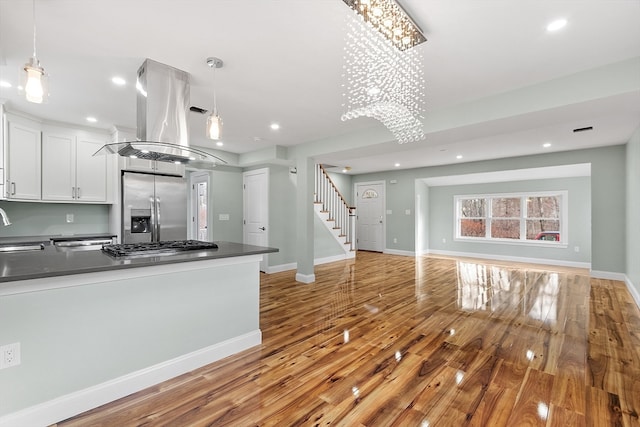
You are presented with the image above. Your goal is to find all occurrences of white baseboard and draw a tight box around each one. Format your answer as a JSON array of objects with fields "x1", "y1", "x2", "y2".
[
  {"x1": 315, "y1": 253, "x2": 355, "y2": 265},
  {"x1": 590, "y1": 270, "x2": 627, "y2": 281},
  {"x1": 266, "y1": 253, "x2": 355, "y2": 274},
  {"x1": 624, "y1": 275, "x2": 640, "y2": 310},
  {"x1": 383, "y1": 249, "x2": 415, "y2": 257},
  {"x1": 265, "y1": 262, "x2": 297, "y2": 274},
  {"x1": 427, "y1": 249, "x2": 591, "y2": 270},
  {"x1": 0, "y1": 330, "x2": 262, "y2": 427},
  {"x1": 295, "y1": 273, "x2": 316, "y2": 283}
]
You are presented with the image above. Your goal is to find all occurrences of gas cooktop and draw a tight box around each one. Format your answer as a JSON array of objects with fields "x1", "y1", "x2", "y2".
[{"x1": 102, "y1": 240, "x2": 219, "y2": 257}]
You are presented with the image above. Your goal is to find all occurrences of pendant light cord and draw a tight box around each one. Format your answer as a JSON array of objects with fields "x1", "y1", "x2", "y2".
[
  {"x1": 32, "y1": 0, "x2": 37, "y2": 58},
  {"x1": 212, "y1": 66, "x2": 218, "y2": 115}
]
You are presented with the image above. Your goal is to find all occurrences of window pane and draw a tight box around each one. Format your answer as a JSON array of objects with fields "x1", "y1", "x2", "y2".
[
  {"x1": 526, "y1": 220, "x2": 560, "y2": 240},
  {"x1": 491, "y1": 219, "x2": 520, "y2": 239},
  {"x1": 492, "y1": 197, "x2": 520, "y2": 218},
  {"x1": 527, "y1": 196, "x2": 560, "y2": 219},
  {"x1": 460, "y1": 199, "x2": 485, "y2": 217},
  {"x1": 460, "y1": 219, "x2": 486, "y2": 237}
]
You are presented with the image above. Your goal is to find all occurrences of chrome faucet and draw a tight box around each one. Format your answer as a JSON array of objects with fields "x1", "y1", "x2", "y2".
[{"x1": 0, "y1": 208, "x2": 11, "y2": 226}]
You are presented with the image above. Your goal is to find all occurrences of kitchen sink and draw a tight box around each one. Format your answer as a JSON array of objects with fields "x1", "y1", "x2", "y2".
[{"x1": 0, "y1": 243, "x2": 45, "y2": 253}]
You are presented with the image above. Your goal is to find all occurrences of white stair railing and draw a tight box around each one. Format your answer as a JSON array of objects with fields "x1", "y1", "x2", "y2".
[{"x1": 315, "y1": 164, "x2": 356, "y2": 251}]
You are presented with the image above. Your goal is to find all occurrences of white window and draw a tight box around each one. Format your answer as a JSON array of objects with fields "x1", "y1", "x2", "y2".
[{"x1": 455, "y1": 191, "x2": 567, "y2": 246}]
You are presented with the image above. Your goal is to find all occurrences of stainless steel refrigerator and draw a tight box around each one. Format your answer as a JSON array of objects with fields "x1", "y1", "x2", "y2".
[{"x1": 122, "y1": 171, "x2": 187, "y2": 243}]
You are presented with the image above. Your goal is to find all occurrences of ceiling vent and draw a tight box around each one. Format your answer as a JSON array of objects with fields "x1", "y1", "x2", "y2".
[{"x1": 573, "y1": 126, "x2": 593, "y2": 133}]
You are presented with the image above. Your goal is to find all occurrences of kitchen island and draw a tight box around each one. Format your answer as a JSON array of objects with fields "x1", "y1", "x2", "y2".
[{"x1": 0, "y1": 242, "x2": 277, "y2": 427}]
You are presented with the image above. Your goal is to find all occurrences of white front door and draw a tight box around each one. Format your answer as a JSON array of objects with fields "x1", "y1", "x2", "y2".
[
  {"x1": 243, "y1": 168, "x2": 269, "y2": 271},
  {"x1": 356, "y1": 182, "x2": 385, "y2": 252}
]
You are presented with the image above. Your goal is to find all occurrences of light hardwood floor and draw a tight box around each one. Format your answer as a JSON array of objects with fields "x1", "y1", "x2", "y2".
[{"x1": 55, "y1": 252, "x2": 640, "y2": 426}]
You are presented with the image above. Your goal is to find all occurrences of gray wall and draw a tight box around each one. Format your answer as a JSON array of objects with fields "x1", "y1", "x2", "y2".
[
  {"x1": 208, "y1": 169, "x2": 243, "y2": 242},
  {"x1": 427, "y1": 177, "x2": 591, "y2": 263},
  {"x1": 353, "y1": 145, "x2": 626, "y2": 273},
  {"x1": 314, "y1": 214, "x2": 344, "y2": 258},
  {"x1": 626, "y1": 127, "x2": 640, "y2": 296},
  {"x1": 0, "y1": 201, "x2": 110, "y2": 237},
  {"x1": 327, "y1": 171, "x2": 353, "y2": 205},
  {"x1": 0, "y1": 260, "x2": 260, "y2": 417},
  {"x1": 267, "y1": 165, "x2": 297, "y2": 267}
]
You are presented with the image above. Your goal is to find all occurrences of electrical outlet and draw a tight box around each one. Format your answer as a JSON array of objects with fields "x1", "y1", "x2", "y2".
[
  {"x1": 574, "y1": 246, "x2": 580, "y2": 253},
  {"x1": 442, "y1": 238, "x2": 446, "y2": 243},
  {"x1": 0, "y1": 343, "x2": 21, "y2": 369},
  {"x1": 393, "y1": 238, "x2": 398, "y2": 244}
]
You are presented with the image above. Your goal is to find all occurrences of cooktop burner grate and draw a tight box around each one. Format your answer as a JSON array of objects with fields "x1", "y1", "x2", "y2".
[{"x1": 102, "y1": 240, "x2": 219, "y2": 257}]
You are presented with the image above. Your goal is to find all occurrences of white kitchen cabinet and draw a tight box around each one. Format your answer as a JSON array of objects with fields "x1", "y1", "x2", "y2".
[
  {"x1": 124, "y1": 156, "x2": 185, "y2": 176},
  {"x1": 42, "y1": 128, "x2": 108, "y2": 202},
  {"x1": 6, "y1": 116, "x2": 41, "y2": 200}
]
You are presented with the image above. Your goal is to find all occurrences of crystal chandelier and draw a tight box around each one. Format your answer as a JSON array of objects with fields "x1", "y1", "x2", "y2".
[{"x1": 341, "y1": 0, "x2": 426, "y2": 144}]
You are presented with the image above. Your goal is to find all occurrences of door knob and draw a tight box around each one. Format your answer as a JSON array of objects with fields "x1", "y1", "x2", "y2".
[{"x1": 259, "y1": 227, "x2": 266, "y2": 231}]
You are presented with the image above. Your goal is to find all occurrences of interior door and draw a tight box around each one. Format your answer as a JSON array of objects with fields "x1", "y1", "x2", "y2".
[
  {"x1": 243, "y1": 168, "x2": 269, "y2": 271},
  {"x1": 189, "y1": 172, "x2": 210, "y2": 241},
  {"x1": 356, "y1": 182, "x2": 385, "y2": 252}
]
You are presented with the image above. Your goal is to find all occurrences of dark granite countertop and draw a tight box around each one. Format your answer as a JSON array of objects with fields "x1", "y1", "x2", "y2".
[{"x1": 0, "y1": 241, "x2": 278, "y2": 283}]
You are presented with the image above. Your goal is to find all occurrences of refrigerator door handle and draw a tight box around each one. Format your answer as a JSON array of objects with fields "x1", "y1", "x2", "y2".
[
  {"x1": 156, "y1": 197, "x2": 161, "y2": 242},
  {"x1": 149, "y1": 197, "x2": 156, "y2": 242}
]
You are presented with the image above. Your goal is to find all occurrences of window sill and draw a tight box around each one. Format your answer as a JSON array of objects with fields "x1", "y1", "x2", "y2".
[{"x1": 454, "y1": 237, "x2": 568, "y2": 249}]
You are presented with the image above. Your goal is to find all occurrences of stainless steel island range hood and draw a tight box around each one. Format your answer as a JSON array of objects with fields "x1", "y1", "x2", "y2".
[{"x1": 95, "y1": 59, "x2": 225, "y2": 167}]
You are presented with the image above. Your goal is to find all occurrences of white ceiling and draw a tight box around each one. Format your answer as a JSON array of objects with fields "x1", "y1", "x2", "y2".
[{"x1": 1, "y1": 0, "x2": 639, "y2": 174}]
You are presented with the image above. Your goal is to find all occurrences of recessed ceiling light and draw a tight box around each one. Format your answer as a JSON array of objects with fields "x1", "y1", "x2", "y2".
[
  {"x1": 111, "y1": 76, "x2": 126, "y2": 86},
  {"x1": 546, "y1": 19, "x2": 567, "y2": 32},
  {"x1": 0, "y1": 81, "x2": 12, "y2": 88},
  {"x1": 216, "y1": 141, "x2": 224, "y2": 147},
  {"x1": 86, "y1": 116, "x2": 97, "y2": 123},
  {"x1": 394, "y1": 163, "x2": 400, "y2": 167},
  {"x1": 543, "y1": 142, "x2": 552, "y2": 148},
  {"x1": 456, "y1": 155, "x2": 463, "y2": 159},
  {"x1": 270, "y1": 123, "x2": 280, "y2": 130}
]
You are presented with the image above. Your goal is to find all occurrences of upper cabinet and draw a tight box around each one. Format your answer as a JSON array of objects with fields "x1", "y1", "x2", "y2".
[
  {"x1": 1, "y1": 111, "x2": 111, "y2": 204},
  {"x1": 5, "y1": 115, "x2": 42, "y2": 200},
  {"x1": 42, "y1": 127, "x2": 108, "y2": 202},
  {"x1": 124, "y1": 156, "x2": 185, "y2": 177}
]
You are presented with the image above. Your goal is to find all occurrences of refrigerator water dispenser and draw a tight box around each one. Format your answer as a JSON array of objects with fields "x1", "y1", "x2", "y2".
[{"x1": 131, "y1": 209, "x2": 152, "y2": 234}]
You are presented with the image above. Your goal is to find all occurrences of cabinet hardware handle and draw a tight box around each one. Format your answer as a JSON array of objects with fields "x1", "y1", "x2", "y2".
[
  {"x1": 11, "y1": 182, "x2": 16, "y2": 195},
  {"x1": 72, "y1": 187, "x2": 76, "y2": 198},
  {"x1": 77, "y1": 187, "x2": 81, "y2": 199}
]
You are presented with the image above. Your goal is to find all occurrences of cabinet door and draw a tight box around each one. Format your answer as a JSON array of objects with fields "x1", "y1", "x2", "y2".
[
  {"x1": 124, "y1": 156, "x2": 155, "y2": 173},
  {"x1": 155, "y1": 161, "x2": 185, "y2": 176},
  {"x1": 124, "y1": 157, "x2": 185, "y2": 177},
  {"x1": 42, "y1": 132, "x2": 76, "y2": 201},
  {"x1": 7, "y1": 121, "x2": 41, "y2": 200},
  {"x1": 76, "y1": 136, "x2": 107, "y2": 202}
]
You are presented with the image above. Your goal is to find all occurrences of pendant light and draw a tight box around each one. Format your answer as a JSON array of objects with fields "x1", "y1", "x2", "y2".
[
  {"x1": 22, "y1": 0, "x2": 48, "y2": 104},
  {"x1": 206, "y1": 57, "x2": 223, "y2": 140}
]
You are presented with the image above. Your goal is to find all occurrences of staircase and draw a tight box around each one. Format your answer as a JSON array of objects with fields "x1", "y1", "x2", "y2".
[{"x1": 315, "y1": 164, "x2": 356, "y2": 258}]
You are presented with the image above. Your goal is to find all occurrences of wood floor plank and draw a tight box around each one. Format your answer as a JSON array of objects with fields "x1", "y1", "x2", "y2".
[{"x1": 53, "y1": 253, "x2": 640, "y2": 427}]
